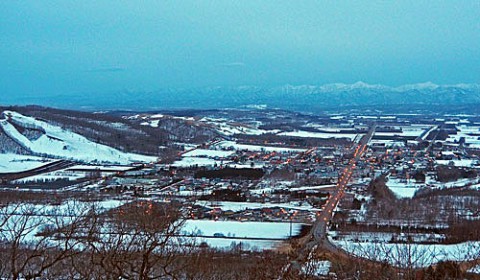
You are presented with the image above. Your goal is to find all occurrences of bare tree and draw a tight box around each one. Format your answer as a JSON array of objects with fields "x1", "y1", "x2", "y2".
[
  {"x1": 0, "y1": 201, "x2": 95, "y2": 280},
  {"x1": 82, "y1": 201, "x2": 193, "y2": 280}
]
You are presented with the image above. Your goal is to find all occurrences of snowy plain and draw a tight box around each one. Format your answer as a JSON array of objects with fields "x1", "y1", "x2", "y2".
[{"x1": 0, "y1": 154, "x2": 53, "y2": 173}]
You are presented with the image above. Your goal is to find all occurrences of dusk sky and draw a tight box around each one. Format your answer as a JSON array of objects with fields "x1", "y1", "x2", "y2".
[{"x1": 1, "y1": 1, "x2": 479, "y2": 98}]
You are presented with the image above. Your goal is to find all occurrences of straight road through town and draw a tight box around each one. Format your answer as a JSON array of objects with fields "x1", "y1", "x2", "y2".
[{"x1": 286, "y1": 125, "x2": 376, "y2": 274}]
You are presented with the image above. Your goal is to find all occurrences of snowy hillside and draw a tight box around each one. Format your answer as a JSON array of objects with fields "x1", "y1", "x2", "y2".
[
  {"x1": 0, "y1": 111, "x2": 157, "y2": 164},
  {"x1": 136, "y1": 114, "x2": 277, "y2": 137}
]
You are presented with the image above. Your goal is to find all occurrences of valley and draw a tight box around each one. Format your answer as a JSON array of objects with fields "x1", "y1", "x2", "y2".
[{"x1": 1, "y1": 106, "x2": 480, "y2": 278}]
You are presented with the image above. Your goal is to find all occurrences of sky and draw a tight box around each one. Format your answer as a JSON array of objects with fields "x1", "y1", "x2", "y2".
[{"x1": 0, "y1": 1, "x2": 479, "y2": 99}]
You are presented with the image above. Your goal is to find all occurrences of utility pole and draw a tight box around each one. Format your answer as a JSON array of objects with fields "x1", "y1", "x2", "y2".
[{"x1": 290, "y1": 214, "x2": 293, "y2": 238}]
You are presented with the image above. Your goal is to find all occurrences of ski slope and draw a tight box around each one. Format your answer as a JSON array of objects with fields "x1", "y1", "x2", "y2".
[{"x1": 0, "y1": 111, "x2": 157, "y2": 164}]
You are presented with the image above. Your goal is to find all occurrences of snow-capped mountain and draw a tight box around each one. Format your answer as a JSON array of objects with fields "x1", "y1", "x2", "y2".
[
  {"x1": 150, "y1": 82, "x2": 480, "y2": 112},
  {"x1": 4, "y1": 82, "x2": 480, "y2": 112},
  {"x1": 261, "y1": 82, "x2": 480, "y2": 110},
  {"x1": 0, "y1": 111, "x2": 157, "y2": 164}
]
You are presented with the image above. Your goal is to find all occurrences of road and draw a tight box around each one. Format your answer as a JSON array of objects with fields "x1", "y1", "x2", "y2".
[
  {"x1": 0, "y1": 159, "x2": 76, "y2": 182},
  {"x1": 425, "y1": 125, "x2": 442, "y2": 155},
  {"x1": 178, "y1": 139, "x2": 224, "y2": 156},
  {"x1": 287, "y1": 125, "x2": 376, "y2": 273},
  {"x1": 311, "y1": 125, "x2": 376, "y2": 241}
]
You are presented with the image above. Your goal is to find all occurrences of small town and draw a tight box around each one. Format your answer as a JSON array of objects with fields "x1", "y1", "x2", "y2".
[
  {"x1": 1, "y1": 107, "x2": 480, "y2": 278},
  {"x1": 1, "y1": 1, "x2": 480, "y2": 279}
]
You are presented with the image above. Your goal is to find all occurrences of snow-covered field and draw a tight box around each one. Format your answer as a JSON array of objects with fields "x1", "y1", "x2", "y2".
[
  {"x1": 183, "y1": 220, "x2": 302, "y2": 239},
  {"x1": 173, "y1": 147, "x2": 236, "y2": 167},
  {"x1": 332, "y1": 239, "x2": 480, "y2": 267},
  {"x1": 189, "y1": 237, "x2": 279, "y2": 251},
  {"x1": 278, "y1": 130, "x2": 358, "y2": 140},
  {"x1": 332, "y1": 232, "x2": 445, "y2": 243},
  {"x1": 0, "y1": 199, "x2": 127, "y2": 243},
  {"x1": 432, "y1": 177, "x2": 480, "y2": 190},
  {"x1": 386, "y1": 178, "x2": 423, "y2": 198},
  {"x1": 0, "y1": 111, "x2": 157, "y2": 164},
  {"x1": 225, "y1": 162, "x2": 267, "y2": 169},
  {"x1": 0, "y1": 154, "x2": 53, "y2": 173},
  {"x1": 215, "y1": 141, "x2": 306, "y2": 153},
  {"x1": 445, "y1": 125, "x2": 480, "y2": 148},
  {"x1": 195, "y1": 200, "x2": 318, "y2": 212},
  {"x1": 172, "y1": 157, "x2": 231, "y2": 167},
  {"x1": 13, "y1": 169, "x2": 86, "y2": 183},
  {"x1": 383, "y1": 173, "x2": 477, "y2": 197},
  {"x1": 199, "y1": 118, "x2": 279, "y2": 136},
  {"x1": 289, "y1": 185, "x2": 336, "y2": 192},
  {"x1": 375, "y1": 126, "x2": 429, "y2": 138},
  {"x1": 12, "y1": 165, "x2": 138, "y2": 184},
  {"x1": 182, "y1": 220, "x2": 302, "y2": 250},
  {"x1": 137, "y1": 114, "x2": 279, "y2": 136},
  {"x1": 137, "y1": 115, "x2": 195, "y2": 128},
  {"x1": 370, "y1": 139, "x2": 405, "y2": 147},
  {"x1": 182, "y1": 149, "x2": 234, "y2": 158},
  {"x1": 66, "y1": 165, "x2": 137, "y2": 172},
  {"x1": 436, "y1": 159, "x2": 479, "y2": 167}
]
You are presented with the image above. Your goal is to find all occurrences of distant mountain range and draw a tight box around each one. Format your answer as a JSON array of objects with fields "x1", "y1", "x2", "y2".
[{"x1": 3, "y1": 82, "x2": 480, "y2": 113}]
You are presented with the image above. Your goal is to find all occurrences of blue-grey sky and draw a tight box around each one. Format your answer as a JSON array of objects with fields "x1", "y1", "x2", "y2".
[{"x1": 1, "y1": 0, "x2": 479, "y2": 98}]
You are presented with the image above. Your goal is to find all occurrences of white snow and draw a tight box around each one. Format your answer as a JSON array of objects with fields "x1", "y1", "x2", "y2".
[
  {"x1": 436, "y1": 159, "x2": 478, "y2": 167},
  {"x1": 13, "y1": 169, "x2": 86, "y2": 183},
  {"x1": 468, "y1": 265, "x2": 480, "y2": 275},
  {"x1": 302, "y1": 260, "x2": 331, "y2": 276},
  {"x1": 226, "y1": 162, "x2": 267, "y2": 169},
  {"x1": 139, "y1": 114, "x2": 279, "y2": 136},
  {"x1": 180, "y1": 219, "x2": 303, "y2": 251},
  {"x1": 189, "y1": 237, "x2": 278, "y2": 251},
  {"x1": 0, "y1": 111, "x2": 157, "y2": 164},
  {"x1": 427, "y1": 177, "x2": 479, "y2": 190},
  {"x1": 332, "y1": 239, "x2": 480, "y2": 267},
  {"x1": 182, "y1": 149, "x2": 234, "y2": 158},
  {"x1": 173, "y1": 146, "x2": 242, "y2": 167},
  {"x1": 196, "y1": 200, "x2": 317, "y2": 212},
  {"x1": 0, "y1": 154, "x2": 53, "y2": 173},
  {"x1": 199, "y1": 118, "x2": 279, "y2": 136},
  {"x1": 375, "y1": 126, "x2": 428, "y2": 138},
  {"x1": 289, "y1": 185, "x2": 336, "y2": 191},
  {"x1": 66, "y1": 165, "x2": 137, "y2": 172},
  {"x1": 445, "y1": 125, "x2": 480, "y2": 147},
  {"x1": 278, "y1": 130, "x2": 358, "y2": 140},
  {"x1": 386, "y1": 178, "x2": 423, "y2": 198},
  {"x1": 182, "y1": 220, "x2": 302, "y2": 239},
  {"x1": 0, "y1": 199, "x2": 127, "y2": 243},
  {"x1": 172, "y1": 157, "x2": 230, "y2": 167},
  {"x1": 421, "y1": 126, "x2": 438, "y2": 140},
  {"x1": 370, "y1": 139, "x2": 405, "y2": 147},
  {"x1": 215, "y1": 141, "x2": 306, "y2": 153}
]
